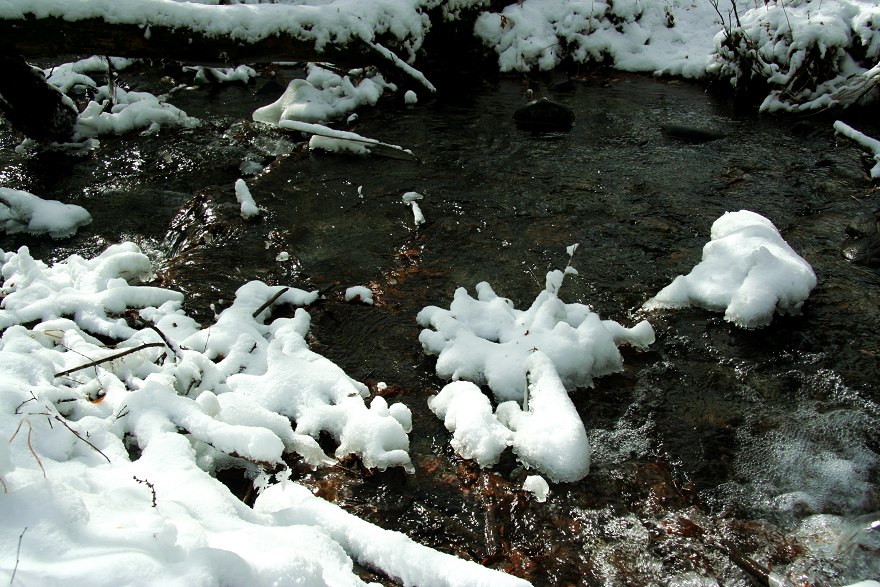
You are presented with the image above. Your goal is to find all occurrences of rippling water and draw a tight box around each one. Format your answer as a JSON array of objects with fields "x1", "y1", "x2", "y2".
[{"x1": 2, "y1": 64, "x2": 878, "y2": 586}]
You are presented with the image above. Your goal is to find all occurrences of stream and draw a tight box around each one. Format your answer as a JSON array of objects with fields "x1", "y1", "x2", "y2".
[{"x1": 1, "y1": 63, "x2": 879, "y2": 586}]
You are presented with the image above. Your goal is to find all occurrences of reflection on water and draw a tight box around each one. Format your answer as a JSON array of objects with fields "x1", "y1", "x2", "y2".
[{"x1": 1, "y1": 64, "x2": 878, "y2": 585}]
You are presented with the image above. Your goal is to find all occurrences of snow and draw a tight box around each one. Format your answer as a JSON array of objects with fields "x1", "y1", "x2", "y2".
[
  {"x1": 75, "y1": 85, "x2": 199, "y2": 139},
  {"x1": 234, "y1": 178, "x2": 260, "y2": 219},
  {"x1": 418, "y1": 264, "x2": 655, "y2": 402},
  {"x1": 402, "y1": 190, "x2": 426, "y2": 225},
  {"x1": 253, "y1": 64, "x2": 392, "y2": 125},
  {"x1": 0, "y1": 187, "x2": 92, "y2": 239},
  {"x1": 420, "y1": 257, "x2": 651, "y2": 481},
  {"x1": 344, "y1": 285, "x2": 374, "y2": 304},
  {"x1": 643, "y1": 210, "x2": 817, "y2": 328},
  {"x1": 834, "y1": 120, "x2": 880, "y2": 178},
  {"x1": 0, "y1": 243, "x2": 535, "y2": 586},
  {"x1": 1, "y1": 0, "x2": 879, "y2": 584},
  {"x1": 522, "y1": 475, "x2": 550, "y2": 502},
  {"x1": 185, "y1": 64, "x2": 257, "y2": 84}
]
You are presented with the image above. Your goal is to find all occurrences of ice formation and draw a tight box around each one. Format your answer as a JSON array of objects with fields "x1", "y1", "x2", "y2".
[{"x1": 643, "y1": 210, "x2": 817, "y2": 328}]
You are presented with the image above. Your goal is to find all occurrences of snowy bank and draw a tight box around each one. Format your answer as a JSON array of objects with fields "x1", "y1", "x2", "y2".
[
  {"x1": 0, "y1": 243, "x2": 534, "y2": 586},
  {"x1": 643, "y1": 210, "x2": 817, "y2": 328}
]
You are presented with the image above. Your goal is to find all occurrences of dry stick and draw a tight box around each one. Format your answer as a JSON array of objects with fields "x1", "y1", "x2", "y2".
[
  {"x1": 54, "y1": 342, "x2": 165, "y2": 378},
  {"x1": 252, "y1": 287, "x2": 290, "y2": 319},
  {"x1": 9, "y1": 420, "x2": 45, "y2": 478},
  {"x1": 133, "y1": 476, "x2": 157, "y2": 507},
  {"x1": 9, "y1": 526, "x2": 27, "y2": 587},
  {"x1": 146, "y1": 324, "x2": 182, "y2": 361}
]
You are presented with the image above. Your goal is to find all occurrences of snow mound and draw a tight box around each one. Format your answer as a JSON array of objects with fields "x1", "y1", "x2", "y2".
[
  {"x1": 75, "y1": 85, "x2": 199, "y2": 138},
  {"x1": 428, "y1": 352, "x2": 591, "y2": 483},
  {"x1": 643, "y1": 210, "x2": 817, "y2": 328},
  {"x1": 418, "y1": 268, "x2": 655, "y2": 402},
  {"x1": 709, "y1": 0, "x2": 880, "y2": 111},
  {"x1": 253, "y1": 64, "x2": 392, "y2": 125},
  {"x1": 0, "y1": 187, "x2": 92, "y2": 238}
]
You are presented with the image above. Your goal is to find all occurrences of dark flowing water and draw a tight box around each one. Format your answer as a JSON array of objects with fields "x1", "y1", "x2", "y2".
[{"x1": 2, "y1": 63, "x2": 879, "y2": 586}]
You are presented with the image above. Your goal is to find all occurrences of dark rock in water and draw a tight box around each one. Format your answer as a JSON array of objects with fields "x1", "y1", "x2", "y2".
[
  {"x1": 0, "y1": 53, "x2": 78, "y2": 144},
  {"x1": 842, "y1": 208, "x2": 880, "y2": 265},
  {"x1": 661, "y1": 124, "x2": 725, "y2": 143},
  {"x1": 513, "y1": 98, "x2": 575, "y2": 131}
]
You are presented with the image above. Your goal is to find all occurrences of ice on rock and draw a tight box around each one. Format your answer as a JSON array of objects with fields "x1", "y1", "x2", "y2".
[
  {"x1": 418, "y1": 269, "x2": 655, "y2": 402},
  {"x1": 643, "y1": 210, "x2": 817, "y2": 328}
]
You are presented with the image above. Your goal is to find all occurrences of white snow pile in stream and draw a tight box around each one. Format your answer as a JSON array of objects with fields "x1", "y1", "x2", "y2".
[
  {"x1": 419, "y1": 256, "x2": 654, "y2": 482},
  {"x1": 418, "y1": 265, "x2": 655, "y2": 402},
  {"x1": 0, "y1": 243, "x2": 529, "y2": 586},
  {"x1": 643, "y1": 210, "x2": 817, "y2": 328},
  {"x1": 253, "y1": 64, "x2": 393, "y2": 125},
  {"x1": 76, "y1": 85, "x2": 199, "y2": 139},
  {"x1": 0, "y1": 187, "x2": 91, "y2": 238}
]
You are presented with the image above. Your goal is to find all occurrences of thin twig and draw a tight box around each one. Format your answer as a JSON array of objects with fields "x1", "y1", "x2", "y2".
[
  {"x1": 10, "y1": 526, "x2": 27, "y2": 586},
  {"x1": 133, "y1": 476, "x2": 157, "y2": 507},
  {"x1": 146, "y1": 324, "x2": 182, "y2": 361},
  {"x1": 54, "y1": 342, "x2": 165, "y2": 378},
  {"x1": 9, "y1": 420, "x2": 45, "y2": 478},
  {"x1": 48, "y1": 415, "x2": 111, "y2": 464},
  {"x1": 252, "y1": 287, "x2": 290, "y2": 319}
]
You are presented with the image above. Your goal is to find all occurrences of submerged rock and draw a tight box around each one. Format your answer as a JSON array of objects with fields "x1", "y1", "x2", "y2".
[
  {"x1": 842, "y1": 208, "x2": 880, "y2": 265},
  {"x1": 661, "y1": 123, "x2": 725, "y2": 143},
  {"x1": 513, "y1": 97, "x2": 575, "y2": 131}
]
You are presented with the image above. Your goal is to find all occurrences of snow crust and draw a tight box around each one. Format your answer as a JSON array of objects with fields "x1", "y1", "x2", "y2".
[
  {"x1": 0, "y1": 188, "x2": 92, "y2": 239},
  {"x1": 643, "y1": 210, "x2": 817, "y2": 328}
]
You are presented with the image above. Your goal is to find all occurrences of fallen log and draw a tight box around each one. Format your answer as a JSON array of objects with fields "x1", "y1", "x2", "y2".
[
  {"x1": 0, "y1": 14, "x2": 364, "y2": 67},
  {"x1": 0, "y1": 1, "x2": 418, "y2": 67}
]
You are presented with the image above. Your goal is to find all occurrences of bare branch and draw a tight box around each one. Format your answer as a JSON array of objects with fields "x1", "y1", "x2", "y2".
[
  {"x1": 54, "y1": 342, "x2": 166, "y2": 378},
  {"x1": 252, "y1": 287, "x2": 290, "y2": 319}
]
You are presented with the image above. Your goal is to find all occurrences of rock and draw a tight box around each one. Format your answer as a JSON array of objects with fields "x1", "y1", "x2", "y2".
[
  {"x1": 513, "y1": 98, "x2": 575, "y2": 131},
  {"x1": 0, "y1": 53, "x2": 78, "y2": 143},
  {"x1": 660, "y1": 124, "x2": 725, "y2": 143},
  {"x1": 842, "y1": 208, "x2": 880, "y2": 265}
]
